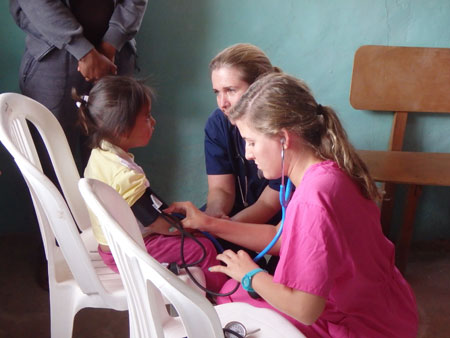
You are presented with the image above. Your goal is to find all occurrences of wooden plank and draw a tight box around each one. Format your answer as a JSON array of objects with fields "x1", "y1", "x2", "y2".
[
  {"x1": 381, "y1": 111, "x2": 408, "y2": 237},
  {"x1": 350, "y1": 45, "x2": 450, "y2": 113},
  {"x1": 388, "y1": 112, "x2": 408, "y2": 151},
  {"x1": 357, "y1": 150, "x2": 450, "y2": 186},
  {"x1": 380, "y1": 183, "x2": 395, "y2": 236},
  {"x1": 396, "y1": 185, "x2": 422, "y2": 274}
]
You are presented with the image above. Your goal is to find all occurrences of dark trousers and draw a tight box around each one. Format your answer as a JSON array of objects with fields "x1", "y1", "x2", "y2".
[
  {"x1": 19, "y1": 43, "x2": 137, "y2": 178},
  {"x1": 18, "y1": 43, "x2": 137, "y2": 289}
]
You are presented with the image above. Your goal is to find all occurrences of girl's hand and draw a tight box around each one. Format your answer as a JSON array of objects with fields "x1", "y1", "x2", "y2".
[
  {"x1": 209, "y1": 249, "x2": 260, "y2": 282},
  {"x1": 164, "y1": 201, "x2": 210, "y2": 231}
]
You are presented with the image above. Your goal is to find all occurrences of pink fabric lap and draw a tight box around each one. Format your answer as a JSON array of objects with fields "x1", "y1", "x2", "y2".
[
  {"x1": 98, "y1": 234, "x2": 228, "y2": 292},
  {"x1": 98, "y1": 245, "x2": 119, "y2": 273}
]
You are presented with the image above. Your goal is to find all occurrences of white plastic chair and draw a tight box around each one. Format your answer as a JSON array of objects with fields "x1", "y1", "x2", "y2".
[
  {"x1": 0, "y1": 93, "x2": 100, "y2": 255},
  {"x1": 79, "y1": 177, "x2": 306, "y2": 338},
  {"x1": 0, "y1": 92, "x2": 127, "y2": 337},
  {"x1": 0, "y1": 92, "x2": 206, "y2": 337}
]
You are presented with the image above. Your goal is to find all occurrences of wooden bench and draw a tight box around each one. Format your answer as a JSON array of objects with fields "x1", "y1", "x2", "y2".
[{"x1": 349, "y1": 45, "x2": 450, "y2": 273}]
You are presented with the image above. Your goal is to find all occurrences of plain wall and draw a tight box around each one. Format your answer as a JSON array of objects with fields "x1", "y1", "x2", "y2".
[{"x1": 1, "y1": 0, "x2": 449, "y2": 240}]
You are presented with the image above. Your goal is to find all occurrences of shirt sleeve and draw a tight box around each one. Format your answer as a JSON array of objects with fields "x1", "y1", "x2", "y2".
[
  {"x1": 111, "y1": 166, "x2": 148, "y2": 206},
  {"x1": 10, "y1": 0, "x2": 148, "y2": 59},
  {"x1": 10, "y1": 0, "x2": 93, "y2": 60},
  {"x1": 204, "y1": 110, "x2": 234, "y2": 175},
  {"x1": 103, "y1": 0, "x2": 148, "y2": 51}
]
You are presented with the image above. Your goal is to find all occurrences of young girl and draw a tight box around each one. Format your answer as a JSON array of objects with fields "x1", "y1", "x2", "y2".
[
  {"x1": 166, "y1": 73, "x2": 418, "y2": 337},
  {"x1": 74, "y1": 75, "x2": 227, "y2": 292}
]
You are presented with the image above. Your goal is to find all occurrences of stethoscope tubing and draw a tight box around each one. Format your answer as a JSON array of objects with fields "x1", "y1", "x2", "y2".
[
  {"x1": 169, "y1": 142, "x2": 292, "y2": 297},
  {"x1": 253, "y1": 177, "x2": 292, "y2": 262}
]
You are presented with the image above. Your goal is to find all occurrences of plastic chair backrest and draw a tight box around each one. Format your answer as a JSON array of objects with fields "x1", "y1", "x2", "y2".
[
  {"x1": 0, "y1": 92, "x2": 116, "y2": 295},
  {"x1": 79, "y1": 178, "x2": 225, "y2": 338},
  {"x1": 0, "y1": 92, "x2": 91, "y2": 231},
  {"x1": 1, "y1": 92, "x2": 128, "y2": 337},
  {"x1": 19, "y1": 158, "x2": 107, "y2": 291}
]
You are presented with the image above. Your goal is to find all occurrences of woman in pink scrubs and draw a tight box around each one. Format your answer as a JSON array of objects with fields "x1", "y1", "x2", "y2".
[{"x1": 167, "y1": 73, "x2": 418, "y2": 337}]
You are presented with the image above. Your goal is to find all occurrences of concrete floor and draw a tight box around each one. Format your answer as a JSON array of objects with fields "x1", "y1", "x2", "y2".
[{"x1": 0, "y1": 233, "x2": 449, "y2": 338}]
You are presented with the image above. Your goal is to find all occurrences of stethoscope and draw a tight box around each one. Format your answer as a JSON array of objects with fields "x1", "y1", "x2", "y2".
[
  {"x1": 159, "y1": 138, "x2": 293, "y2": 297},
  {"x1": 234, "y1": 125, "x2": 249, "y2": 208},
  {"x1": 206, "y1": 134, "x2": 292, "y2": 263},
  {"x1": 223, "y1": 321, "x2": 261, "y2": 338},
  {"x1": 163, "y1": 139, "x2": 293, "y2": 337},
  {"x1": 253, "y1": 140, "x2": 292, "y2": 262},
  {"x1": 184, "y1": 320, "x2": 260, "y2": 338}
]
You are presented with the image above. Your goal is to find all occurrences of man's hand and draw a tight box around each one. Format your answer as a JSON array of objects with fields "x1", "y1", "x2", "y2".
[
  {"x1": 77, "y1": 48, "x2": 117, "y2": 82},
  {"x1": 98, "y1": 41, "x2": 116, "y2": 63}
]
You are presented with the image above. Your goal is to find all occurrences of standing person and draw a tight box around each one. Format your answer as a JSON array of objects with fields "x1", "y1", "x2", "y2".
[
  {"x1": 9, "y1": 0, "x2": 147, "y2": 290},
  {"x1": 167, "y1": 73, "x2": 418, "y2": 337},
  {"x1": 76, "y1": 76, "x2": 227, "y2": 292},
  {"x1": 9, "y1": 0, "x2": 147, "y2": 176},
  {"x1": 204, "y1": 43, "x2": 282, "y2": 224}
]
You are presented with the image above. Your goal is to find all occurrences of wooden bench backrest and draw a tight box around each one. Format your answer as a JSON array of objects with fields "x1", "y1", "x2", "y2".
[
  {"x1": 350, "y1": 45, "x2": 450, "y2": 113},
  {"x1": 349, "y1": 45, "x2": 450, "y2": 272},
  {"x1": 350, "y1": 45, "x2": 450, "y2": 151}
]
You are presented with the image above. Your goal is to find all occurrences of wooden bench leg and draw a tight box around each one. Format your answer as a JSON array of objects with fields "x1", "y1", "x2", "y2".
[
  {"x1": 396, "y1": 184, "x2": 422, "y2": 274},
  {"x1": 380, "y1": 182, "x2": 396, "y2": 237}
]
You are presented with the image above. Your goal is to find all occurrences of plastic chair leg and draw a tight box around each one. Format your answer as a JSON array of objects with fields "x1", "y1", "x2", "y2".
[{"x1": 49, "y1": 287, "x2": 77, "y2": 338}]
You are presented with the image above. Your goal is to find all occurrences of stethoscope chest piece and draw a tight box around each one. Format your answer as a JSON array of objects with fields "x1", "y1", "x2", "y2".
[{"x1": 224, "y1": 321, "x2": 261, "y2": 338}]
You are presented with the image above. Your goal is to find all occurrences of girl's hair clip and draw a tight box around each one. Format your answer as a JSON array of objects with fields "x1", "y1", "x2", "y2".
[{"x1": 76, "y1": 95, "x2": 89, "y2": 108}]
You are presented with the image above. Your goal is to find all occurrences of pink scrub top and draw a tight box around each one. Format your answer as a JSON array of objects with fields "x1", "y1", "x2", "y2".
[{"x1": 218, "y1": 161, "x2": 418, "y2": 337}]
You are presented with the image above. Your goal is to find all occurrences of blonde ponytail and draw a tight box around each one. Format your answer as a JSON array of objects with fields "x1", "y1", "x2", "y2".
[
  {"x1": 319, "y1": 105, "x2": 381, "y2": 202},
  {"x1": 230, "y1": 72, "x2": 381, "y2": 202}
]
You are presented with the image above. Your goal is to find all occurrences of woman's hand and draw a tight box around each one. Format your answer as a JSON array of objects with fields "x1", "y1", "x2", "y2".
[
  {"x1": 209, "y1": 249, "x2": 260, "y2": 282},
  {"x1": 164, "y1": 201, "x2": 210, "y2": 231},
  {"x1": 140, "y1": 216, "x2": 180, "y2": 237}
]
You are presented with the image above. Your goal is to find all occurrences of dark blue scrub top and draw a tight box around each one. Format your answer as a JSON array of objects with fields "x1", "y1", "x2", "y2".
[{"x1": 204, "y1": 108, "x2": 281, "y2": 218}]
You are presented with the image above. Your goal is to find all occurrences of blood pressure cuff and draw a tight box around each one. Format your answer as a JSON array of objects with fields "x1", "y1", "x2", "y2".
[{"x1": 131, "y1": 187, "x2": 169, "y2": 227}]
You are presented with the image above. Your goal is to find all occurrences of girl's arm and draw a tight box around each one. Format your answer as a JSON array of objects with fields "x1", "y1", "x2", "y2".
[
  {"x1": 211, "y1": 249, "x2": 326, "y2": 325},
  {"x1": 165, "y1": 201, "x2": 280, "y2": 255}
]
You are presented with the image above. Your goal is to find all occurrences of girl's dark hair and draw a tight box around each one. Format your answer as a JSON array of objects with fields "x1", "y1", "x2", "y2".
[
  {"x1": 72, "y1": 76, "x2": 155, "y2": 149},
  {"x1": 229, "y1": 72, "x2": 381, "y2": 202}
]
